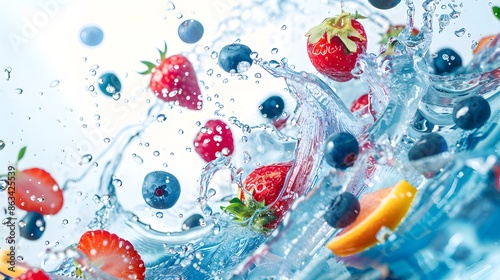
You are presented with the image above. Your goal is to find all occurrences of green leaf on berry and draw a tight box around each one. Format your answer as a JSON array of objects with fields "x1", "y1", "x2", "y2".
[
  {"x1": 138, "y1": 61, "x2": 157, "y2": 75},
  {"x1": 18, "y1": 146, "x2": 27, "y2": 161},
  {"x1": 220, "y1": 194, "x2": 276, "y2": 234},
  {"x1": 493, "y1": 6, "x2": 500, "y2": 20}
]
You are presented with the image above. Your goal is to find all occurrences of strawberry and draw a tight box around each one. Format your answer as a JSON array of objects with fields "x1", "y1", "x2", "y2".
[
  {"x1": 350, "y1": 93, "x2": 370, "y2": 112},
  {"x1": 379, "y1": 25, "x2": 419, "y2": 56},
  {"x1": 193, "y1": 119, "x2": 234, "y2": 162},
  {"x1": 221, "y1": 162, "x2": 293, "y2": 233},
  {"x1": 77, "y1": 230, "x2": 145, "y2": 280},
  {"x1": 306, "y1": 11, "x2": 367, "y2": 82},
  {"x1": 16, "y1": 268, "x2": 50, "y2": 280},
  {"x1": 140, "y1": 42, "x2": 202, "y2": 110},
  {"x1": 5, "y1": 147, "x2": 64, "y2": 215}
]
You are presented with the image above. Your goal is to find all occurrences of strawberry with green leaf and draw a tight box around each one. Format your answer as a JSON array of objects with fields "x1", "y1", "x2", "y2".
[
  {"x1": 2, "y1": 147, "x2": 64, "y2": 215},
  {"x1": 221, "y1": 161, "x2": 293, "y2": 234},
  {"x1": 140, "y1": 42, "x2": 202, "y2": 110},
  {"x1": 379, "y1": 25, "x2": 419, "y2": 56},
  {"x1": 306, "y1": 11, "x2": 367, "y2": 82}
]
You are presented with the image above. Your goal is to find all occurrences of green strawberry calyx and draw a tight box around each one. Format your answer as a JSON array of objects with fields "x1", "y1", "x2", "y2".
[
  {"x1": 379, "y1": 25, "x2": 406, "y2": 46},
  {"x1": 138, "y1": 41, "x2": 168, "y2": 75},
  {"x1": 306, "y1": 10, "x2": 367, "y2": 53},
  {"x1": 220, "y1": 192, "x2": 277, "y2": 235},
  {"x1": 0, "y1": 146, "x2": 26, "y2": 178}
]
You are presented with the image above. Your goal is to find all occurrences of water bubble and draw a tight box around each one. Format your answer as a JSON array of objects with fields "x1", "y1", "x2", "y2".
[
  {"x1": 210, "y1": 51, "x2": 219, "y2": 59},
  {"x1": 454, "y1": 28, "x2": 466, "y2": 37},
  {"x1": 156, "y1": 212, "x2": 164, "y2": 218},
  {"x1": 153, "y1": 151, "x2": 160, "y2": 157},
  {"x1": 0, "y1": 140, "x2": 5, "y2": 150},
  {"x1": 271, "y1": 48, "x2": 278, "y2": 54},
  {"x1": 178, "y1": 129, "x2": 184, "y2": 135},
  {"x1": 157, "y1": 114, "x2": 167, "y2": 122},
  {"x1": 62, "y1": 219, "x2": 68, "y2": 225},
  {"x1": 176, "y1": 13, "x2": 183, "y2": 19},
  {"x1": 281, "y1": 25, "x2": 287, "y2": 30},
  {"x1": 112, "y1": 92, "x2": 121, "y2": 101},
  {"x1": 207, "y1": 69, "x2": 214, "y2": 76},
  {"x1": 132, "y1": 153, "x2": 144, "y2": 164},
  {"x1": 243, "y1": 151, "x2": 252, "y2": 163},
  {"x1": 15, "y1": 88, "x2": 23, "y2": 94},
  {"x1": 80, "y1": 26, "x2": 104, "y2": 46},
  {"x1": 4, "y1": 67, "x2": 12, "y2": 80},
  {"x1": 17, "y1": 256, "x2": 24, "y2": 261},
  {"x1": 50, "y1": 80, "x2": 60, "y2": 88},
  {"x1": 104, "y1": 138, "x2": 111, "y2": 143},
  {"x1": 438, "y1": 14, "x2": 451, "y2": 33}
]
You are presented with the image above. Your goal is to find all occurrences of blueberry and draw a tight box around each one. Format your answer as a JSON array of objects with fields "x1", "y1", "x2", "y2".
[
  {"x1": 218, "y1": 43, "x2": 253, "y2": 73},
  {"x1": 97, "y1": 73, "x2": 121, "y2": 96},
  {"x1": 19, "y1": 212, "x2": 45, "y2": 241},
  {"x1": 260, "y1": 96, "x2": 285, "y2": 119},
  {"x1": 142, "y1": 171, "x2": 181, "y2": 209},
  {"x1": 368, "y1": 0, "x2": 402, "y2": 9},
  {"x1": 178, "y1": 19, "x2": 204, "y2": 44},
  {"x1": 433, "y1": 48, "x2": 462, "y2": 75},
  {"x1": 80, "y1": 26, "x2": 104, "y2": 46},
  {"x1": 324, "y1": 132, "x2": 359, "y2": 170},
  {"x1": 181, "y1": 214, "x2": 205, "y2": 231},
  {"x1": 452, "y1": 96, "x2": 491, "y2": 130},
  {"x1": 408, "y1": 133, "x2": 448, "y2": 161},
  {"x1": 324, "y1": 192, "x2": 360, "y2": 228}
]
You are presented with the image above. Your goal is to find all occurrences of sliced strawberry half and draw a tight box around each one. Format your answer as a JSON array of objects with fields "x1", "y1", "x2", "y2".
[{"x1": 77, "y1": 230, "x2": 145, "y2": 280}]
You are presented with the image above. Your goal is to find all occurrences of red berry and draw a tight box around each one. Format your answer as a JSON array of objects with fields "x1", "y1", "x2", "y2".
[
  {"x1": 193, "y1": 119, "x2": 234, "y2": 162},
  {"x1": 350, "y1": 93, "x2": 370, "y2": 112},
  {"x1": 306, "y1": 11, "x2": 367, "y2": 82},
  {"x1": 15, "y1": 168, "x2": 64, "y2": 215},
  {"x1": 77, "y1": 230, "x2": 145, "y2": 280},
  {"x1": 141, "y1": 43, "x2": 202, "y2": 110}
]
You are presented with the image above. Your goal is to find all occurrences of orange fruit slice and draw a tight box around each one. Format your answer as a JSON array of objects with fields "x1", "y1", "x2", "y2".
[
  {"x1": 326, "y1": 180, "x2": 417, "y2": 257},
  {"x1": 473, "y1": 34, "x2": 497, "y2": 55}
]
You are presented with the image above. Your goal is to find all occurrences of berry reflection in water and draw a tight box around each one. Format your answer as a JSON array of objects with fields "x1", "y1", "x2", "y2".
[{"x1": 141, "y1": 171, "x2": 181, "y2": 209}]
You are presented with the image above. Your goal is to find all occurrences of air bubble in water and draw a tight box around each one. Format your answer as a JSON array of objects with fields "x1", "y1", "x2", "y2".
[
  {"x1": 81, "y1": 154, "x2": 93, "y2": 163},
  {"x1": 271, "y1": 48, "x2": 278, "y2": 54},
  {"x1": 156, "y1": 212, "x2": 164, "y2": 218},
  {"x1": 210, "y1": 51, "x2": 218, "y2": 59},
  {"x1": 50, "y1": 80, "x2": 60, "y2": 87},
  {"x1": 62, "y1": 219, "x2": 68, "y2": 225},
  {"x1": 153, "y1": 151, "x2": 160, "y2": 157},
  {"x1": 157, "y1": 114, "x2": 167, "y2": 122},
  {"x1": 112, "y1": 178, "x2": 123, "y2": 187},
  {"x1": 281, "y1": 25, "x2": 287, "y2": 30},
  {"x1": 166, "y1": 1, "x2": 175, "y2": 10},
  {"x1": 0, "y1": 140, "x2": 5, "y2": 150}
]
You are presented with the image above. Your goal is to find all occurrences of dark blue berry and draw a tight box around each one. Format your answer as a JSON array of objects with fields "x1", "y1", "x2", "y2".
[
  {"x1": 324, "y1": 132, "x2": 359, "y2": 170},
  {"x1": 19, "y1": 212, "x2": 45, "y2": 240},
  {"x1": 408, "y1": 133, "x2": 448, "y2": 161},
  {"x1": 142, "y1": 171, "x2": 181, "y2": 209},
  {"x1": 452, "y1": 96, "x2": 491, "y2": 130},
  {"x1": 368, "y1": 0, "x2": 402, "y2": 9},
  {"x1": 181, "y1": 214, "x2": 205, "y2": 231},
  {"x1": 260, "y1": 96, "x2": 285, "y2": 119},
  {"x1": 178, "y1": 19, "x2": 204, "y2": 44},
  {"x1": 98, "y1": 73, "x2": 121, "y2": 96},
  {"x1": 324, "y1": 192, "x2": 360, "y2": 228},
  {"x1": 80, "y1": 26, "x2": 104, "y2": 46},
  {"x1": 218, "y1": 43, "x2": 253, "y2": 73},
  {"x1": 433, "y1": 48, "x2": 462, "y2": 75}
]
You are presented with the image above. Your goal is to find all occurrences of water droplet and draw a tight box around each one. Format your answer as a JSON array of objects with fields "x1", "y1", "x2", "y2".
[
  {"x1": 454, "y1": 28, "x2": 466, "y2": 37},
  {"x1": 281, "y1": 25, "x2": 287, "y2": 30},
  {"x1": 112, "y1": 178, "x2": 123, "y2": 187},
  {"x1": 112, "y1": 92, "x2": 121, "y2": 101},
  {"x1": 206, "y1": 69, "x2": 214, "y2": 76},
  {"x1": 178, "y1": 129, "x2": 184, "y2": 135},
  {"x1": 15, "y1": 88, "x2": 23, "y2": 94},
  {"x1": 166, "y1": 1, "x2": 175, "y2": 11},
  {"x1": 17, "y1": 256, "x2": 24, "y2": 261},
  {"x1": 62, "y1": 219, "x2": 68, "y2": 225},
  {"x1": 4, "y1": 67, "x2": 12, "y2": 80},
  {"x1": 81, "y1": 154, "x2": 93, "y2": 163},
  {"x1": 132, "y1": 153, "x2": 144, "y2": 164},
  {"x1": 157, "y1": 114, "x2": 167, "y2": 122},
  {"x1": 210, "y1": 51, "x2": 218, "y2": 59},
  {"x1": 153, "y1": 151, "x2": 160, "y2": 157},
  {"x1": 271, "y1": 48, "x2": 278, "y2": 54},
  {"x1": 243, "y1": 151, "x2": 252, "y2": 163},
  {"x1": 50, "y1": 80, "x2": 60, "y2": 87},
  {"x1": 176, "y1": 13, "x2": 183, "y2": 19},
  {"x1": 156, "y1": 212, "x2": 164, "y2": 218},
  {"x1": 0, "y1": 179, "x2": 8, "y2": 191},
  {"x1": 104, "y1": 138, "x2": 111, "y2": 143},
  {"x1": 0, "y1": 140, "x2": 5, "y2": 150}
]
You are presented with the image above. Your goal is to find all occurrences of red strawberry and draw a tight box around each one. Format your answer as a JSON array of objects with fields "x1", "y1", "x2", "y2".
[
  {"x1": 140, "y1": 42, "x2": 202, "y2": 110},
  {"x1": 193, "y1": 119, "x2": 234, "y2": 162},
  {"x1": 8, "y1": 147, "x2": 64, "y2": 215},
  {"x1": 77, "y1": 230, "x2": 145, "y2": 280},
  {"x1": 16, "y1": 268, "x2": 50, "y2": 280},
  {"x1": 379, "y1": 25, "x2": 420, "y2": 56},
  {"x1": 306, "y1": 11, "x2": 367, "y2": 82},
  {"x1": 221, "y1": 162, "x2": 293, "y2": 233},
  {"x1": 350, "y1": 93, "x2": 370, "y2": 112}
]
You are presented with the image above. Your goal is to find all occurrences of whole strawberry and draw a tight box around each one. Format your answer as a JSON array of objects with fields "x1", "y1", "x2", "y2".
[
  {"x1": 193, "y1": 119, "x2": 234, "y2": 162},
  {"x1": 140, "y1": 42, "x2": 202, "y2": 110},
  {"x1": 306, "y1": 11, "x2": 367, "y2": 82},
  {"x1": 221, "y1": 161, "x2": 293, "y2": 233}
]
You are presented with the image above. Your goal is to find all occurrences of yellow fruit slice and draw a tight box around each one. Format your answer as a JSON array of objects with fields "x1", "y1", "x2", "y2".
[
  {"x1": 0, "y1": 249, "x2": 26, "y2": 278},
  {"x1": 327, "y1": 180, "x2": 417, "y2": 257}
]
